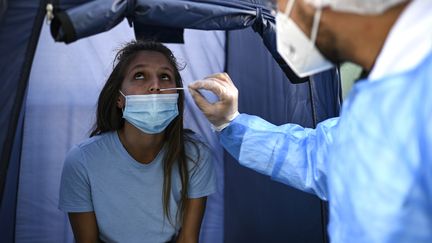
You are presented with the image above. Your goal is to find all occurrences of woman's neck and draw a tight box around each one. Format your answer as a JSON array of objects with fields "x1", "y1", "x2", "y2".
[{"x1": 118, "y1": 123, "x2": 165, "y2": 164}]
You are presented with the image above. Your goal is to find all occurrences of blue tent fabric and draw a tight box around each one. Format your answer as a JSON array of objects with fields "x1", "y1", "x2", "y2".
[
  {"x1": 0, "y1": 0, "x2": 7, "y2": 23},
  {"x1": 0, "y1": 106, "x2": 25, "y2": 243},
  {"x1": 51, "y1": 0, "x2": 275, "y2": 42},
  {"x1": 309, "y1": 69, "x2": 342, "y2": 124},
  {"x1": 0, "y1": 0, "x2": 45, "y2": 242},
  {"x1": 50, "y1": 0, "x2": 309, "y2": 83}
]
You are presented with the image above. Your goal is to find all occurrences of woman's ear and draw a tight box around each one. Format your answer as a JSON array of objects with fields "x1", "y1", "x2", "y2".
[{"x1": 117, "y1": 94, "x2": 124, "y2": 109}]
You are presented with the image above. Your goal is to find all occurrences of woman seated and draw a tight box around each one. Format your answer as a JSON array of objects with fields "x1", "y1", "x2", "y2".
[{"x1": 59, "y1": 40, "x2": 216, "y2": 243}]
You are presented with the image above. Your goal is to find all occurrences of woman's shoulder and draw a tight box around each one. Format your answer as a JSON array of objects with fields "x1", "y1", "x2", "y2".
[
  {"x1": 76, "y1": 131, "x2": 115, "y2": 150},
  {"x1": 63, "y1": 132, "x2": 118, "y2": 174},
  {"x1": 66, "y1": 131, "x2": 116, "y2": 160}
]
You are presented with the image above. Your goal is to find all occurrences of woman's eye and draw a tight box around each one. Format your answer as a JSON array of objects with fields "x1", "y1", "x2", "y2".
[
  {"x1": 161, "y1": 74, "x2": 171, "y2": 81},
  {"x1": 134, "y1": 72, "x2": 145, "y2": 80}
]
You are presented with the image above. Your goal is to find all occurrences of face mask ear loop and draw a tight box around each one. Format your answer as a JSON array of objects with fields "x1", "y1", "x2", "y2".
[
  {"x1": 119, "y1": 90, "x2": 126, "y2": 112},
  {"x1": 310, "y1": 8, "x2": 322, "y2": 45},
  {"x1": 284, "y1": 0, "x2": 296, "y2": 17}
]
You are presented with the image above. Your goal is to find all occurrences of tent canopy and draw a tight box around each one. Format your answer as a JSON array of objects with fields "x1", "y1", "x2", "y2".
[{"x1": 51, "y1": 0, "x2": 311, "y2": 83}]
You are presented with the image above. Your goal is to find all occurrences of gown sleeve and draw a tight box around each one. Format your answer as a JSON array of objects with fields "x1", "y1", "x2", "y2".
[{"x1": 219, "y1": 113, "x2": 339, "y2": 200}]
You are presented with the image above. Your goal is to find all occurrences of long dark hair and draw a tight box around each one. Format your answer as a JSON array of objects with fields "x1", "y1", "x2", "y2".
[{"x1": 90, "y1": 40, "x2": 196, "y2": 226}]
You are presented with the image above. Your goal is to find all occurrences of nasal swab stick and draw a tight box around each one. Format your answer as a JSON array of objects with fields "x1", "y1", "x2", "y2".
[
  {"x1": 159, "y1": 87, "x2": 185, "y2": 91},
  {"x1": 149, "y1": 87, "x2": 186, "y2": 92}
]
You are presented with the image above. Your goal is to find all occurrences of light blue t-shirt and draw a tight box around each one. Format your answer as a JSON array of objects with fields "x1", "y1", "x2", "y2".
[{"x1": 59, "y1": 131, "x2": 216, "y2": 243}]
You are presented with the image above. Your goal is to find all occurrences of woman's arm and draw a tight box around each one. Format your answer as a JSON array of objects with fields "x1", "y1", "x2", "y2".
[
  {"x1": 68, "y1": 212, "x2": 100, "y2": 243},
  {"x1": 176, "y1": 197, "x2": 207, "y2": 243}
]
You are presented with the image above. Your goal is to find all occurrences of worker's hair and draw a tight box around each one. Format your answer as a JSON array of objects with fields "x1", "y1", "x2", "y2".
[{"x1": 90, "y1": 40, "x2": 200, "y2": 226}]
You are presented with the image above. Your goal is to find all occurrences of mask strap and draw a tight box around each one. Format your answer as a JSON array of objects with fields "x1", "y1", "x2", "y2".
[
  {"x1": 119, "y1": 90, "x2": 126, "y2": 112},
  {"x1": 284, "y1": 0, "x2": 296, "y2": 17},
  {"x1": 310, "y1": 8, "x2": 322, "y2": 45}
]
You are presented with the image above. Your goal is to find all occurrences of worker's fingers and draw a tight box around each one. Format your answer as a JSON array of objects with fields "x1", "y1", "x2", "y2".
[
  {"x1": 204, "y1": 72, "x2": 226, "y2": 79},
  {"x1": 188, "y1": 87, "x2": 213, "y2": 112},
  {"x1": 189, "y1": 73, "x2": 239, "y2": 128},
  {"x1": 188, "y1": 79, "x2": 228, "y2": 99},
  {"x1": 204, "y1": 72, "x2": 234, "y2": 86},
  {"x1": 188, "y1": 79, "x2": 215, "y2": 90}
]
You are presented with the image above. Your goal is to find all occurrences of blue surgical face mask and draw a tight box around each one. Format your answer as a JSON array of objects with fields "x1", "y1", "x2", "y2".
[{"x1": 119, "y1": 91, "x2": 179, "y2": 134}]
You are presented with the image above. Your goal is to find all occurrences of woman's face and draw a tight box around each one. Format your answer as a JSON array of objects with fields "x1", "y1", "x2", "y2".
[{"x1": 119, "y1": 50, "x2": 177, "y2": 96}]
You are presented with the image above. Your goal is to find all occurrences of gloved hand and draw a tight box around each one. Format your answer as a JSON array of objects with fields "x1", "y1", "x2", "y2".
[{"x1": 188, "y1": 73, "x2": 239, "y2": 131}]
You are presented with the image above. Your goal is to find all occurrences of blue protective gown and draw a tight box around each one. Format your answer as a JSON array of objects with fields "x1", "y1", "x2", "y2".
[{"x1": 219, "y1": 51, "x2": 432, "y2": 242}]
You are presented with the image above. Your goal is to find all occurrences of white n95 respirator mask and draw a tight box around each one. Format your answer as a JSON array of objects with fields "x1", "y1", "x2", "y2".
[{"x1": 276, "y1": 0, "x2": 334, "y2": 78}]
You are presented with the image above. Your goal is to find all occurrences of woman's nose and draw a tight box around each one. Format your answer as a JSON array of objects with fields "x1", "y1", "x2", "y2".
[
  {"x1": 147, "y1": 76, "x2": 161, "y2": 93},
  {"x1": 148, "y1": 86, "x2": 161, "y2": 93}
]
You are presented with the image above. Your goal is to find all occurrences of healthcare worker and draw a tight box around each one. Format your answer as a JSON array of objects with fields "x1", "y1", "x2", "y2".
[{"x1": 188, "y1": 0, "x2": 432, "y2": 242}]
